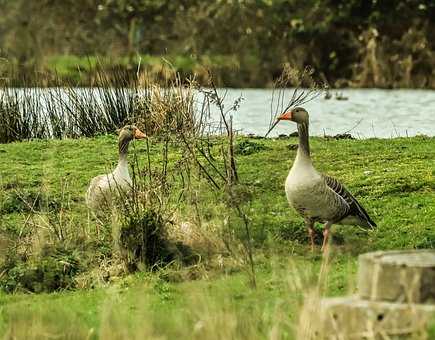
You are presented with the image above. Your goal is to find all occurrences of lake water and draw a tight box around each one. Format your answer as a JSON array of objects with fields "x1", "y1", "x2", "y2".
[
  {"x1": 214, "y1": 89, "x2": 435, "y2": 138},
  {"x1": 6, "y1": 88, "x2": 435, "y2": 139}
]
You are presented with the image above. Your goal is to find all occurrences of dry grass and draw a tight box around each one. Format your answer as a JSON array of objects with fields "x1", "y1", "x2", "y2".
[{"x1": 133, "y1": 79, "x2": 196, "y2": 137}]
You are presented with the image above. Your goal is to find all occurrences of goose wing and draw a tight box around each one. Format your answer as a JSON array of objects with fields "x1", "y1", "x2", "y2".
[{"x1": 323, "y1": 175, "x2": 376, "y2": 228}]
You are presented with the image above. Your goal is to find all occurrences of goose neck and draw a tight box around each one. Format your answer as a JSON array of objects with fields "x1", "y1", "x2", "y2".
[
  {"x1": 297, "y1": 122, "x2": 310, "y2": 158},
  {"x1": 118, "y1": 138, "x2": 130, "y2": 164}
]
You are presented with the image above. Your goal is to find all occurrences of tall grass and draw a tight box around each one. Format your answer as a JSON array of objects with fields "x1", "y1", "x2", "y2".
[
  {"x1": 1, "y1": 251, "x2": 434, "y2": 339},
  {"x1": 0, "y1": 88, "x2": 48, "y2": 143},
  {"x1": 0, "y1": 65, "x2": 198, "y2": 143}
]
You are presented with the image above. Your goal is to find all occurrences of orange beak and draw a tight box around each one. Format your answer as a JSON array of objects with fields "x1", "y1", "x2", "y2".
[
  {"x1": 134, "y1": 128, "x2": 147, "y2": 139},
  {"x1": 265, "y1": 110, "x2": 294, "y2": 137},
  {"x1": 277, "y1": 111, "x2": 293, "y2": 121}
]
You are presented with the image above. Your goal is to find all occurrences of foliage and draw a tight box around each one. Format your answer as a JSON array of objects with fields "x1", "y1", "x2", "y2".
[
  {"x1": 235, "y1": 140, "x2": 268, "y2": 156},
  {"x1": 119, "y1": 210, "x2": 182, "y2": 271},
  {"x1": 0, "y1": 0, "x2": 434, "y2": 87}
]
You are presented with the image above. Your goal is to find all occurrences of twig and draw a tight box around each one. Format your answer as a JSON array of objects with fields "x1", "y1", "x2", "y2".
[
  {"x1": 342, "y1": 118, "x2": 363, "y2": 135},
  {"x1": 265, "y1": 65, "x2": 324, "y2": 137}
]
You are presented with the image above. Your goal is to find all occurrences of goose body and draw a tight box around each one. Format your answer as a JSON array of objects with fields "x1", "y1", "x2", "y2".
[
  {"x1": 86, "y1": 125, "x2": 146, "y2": 211},
  {"x1": 277, "y1": 107, "x2": 376, "y2": 250},
  {"x1": 86, "y1": 159, "x2": 133, "y2": 210}
]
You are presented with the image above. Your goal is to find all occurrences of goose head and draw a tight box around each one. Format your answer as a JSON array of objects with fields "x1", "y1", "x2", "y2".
[
  {"x1": 118, "y1": 125, "x2": 146, "y2": 143},
  {"x1": 278, "y1": 107, "x2": 309, "y2": 125}
]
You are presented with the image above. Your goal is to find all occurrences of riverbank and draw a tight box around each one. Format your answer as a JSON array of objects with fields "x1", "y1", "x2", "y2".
[{"x1": 0, "y1": 135, "x2": 434, "y2": 337}]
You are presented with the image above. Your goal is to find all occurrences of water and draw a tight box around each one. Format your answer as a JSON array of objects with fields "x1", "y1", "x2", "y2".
[
  {"x1": 5, "y1": 88, "x2": 435, "y2": 139},
  {"x1": 214, "y1": 89, "x2": 435, "y2": 138}
]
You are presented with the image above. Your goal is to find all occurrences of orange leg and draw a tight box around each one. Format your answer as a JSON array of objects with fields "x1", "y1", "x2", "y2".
[
  {"x1": 321, "y1": 222, "x2": 333, "y2": 252},
  {"x1": 306, "y1": 220, "x2": 315, "y2": 252},
  {"x1": 308, "y1": 227, "x2": 315, "y2": 252}
]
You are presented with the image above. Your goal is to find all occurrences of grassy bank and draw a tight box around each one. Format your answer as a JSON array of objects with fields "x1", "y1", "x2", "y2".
[{"x1": 0, "y1": 135, "x2": 434, "y2": 338}]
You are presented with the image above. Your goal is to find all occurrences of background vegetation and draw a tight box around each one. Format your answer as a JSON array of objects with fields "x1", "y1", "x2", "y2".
[{"x1": 1, "y1": 0, "x2": 434, "y2": 87}]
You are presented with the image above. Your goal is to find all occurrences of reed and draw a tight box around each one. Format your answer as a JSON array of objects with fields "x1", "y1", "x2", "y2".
[{"x1": 0, "y1": 64, "x2": 199, "y2": 143}]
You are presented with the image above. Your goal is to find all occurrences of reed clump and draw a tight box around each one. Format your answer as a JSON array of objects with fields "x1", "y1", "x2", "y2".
[
  {"x1": 133, "y1": 82, "x2": 196, "y2": 136},
  {"x1": 0, "y1": 64, "x2": 198, "y2": 143}
]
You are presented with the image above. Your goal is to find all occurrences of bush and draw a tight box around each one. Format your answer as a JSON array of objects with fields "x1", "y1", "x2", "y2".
[
  {"x1": 235, "y1": 140, "x2": 268, "y2": 156},
  {"x1": 0, "y1": 245, "x2": 80, "y2": 293},
  {"x1": 119, "y1": 210, "x2": 181, "y2": 272}
]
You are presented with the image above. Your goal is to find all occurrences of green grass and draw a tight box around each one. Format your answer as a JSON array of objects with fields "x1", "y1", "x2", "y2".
[
  {"x1": 0, "y1": 256, "x2": 356, "y2": 339},
  {"x1": 0, "y1": 135, "x2": 434, "y2": 338}
]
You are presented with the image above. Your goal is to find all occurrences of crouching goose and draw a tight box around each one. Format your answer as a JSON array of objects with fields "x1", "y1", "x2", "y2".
[
  {"x1": 277, "y1": 107, "x2": 376, "y2": 251},
  {"x1": 86, "y1": 125, "x2": 146, "y2": 211}
]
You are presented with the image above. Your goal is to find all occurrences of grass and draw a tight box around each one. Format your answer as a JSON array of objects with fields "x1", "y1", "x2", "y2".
[
  {"x1": 0, "y1": 134, "x2": 434, "y2": 338},
  {"x1": 0, "y1": 256, "x2": 356, "y2": 339}
]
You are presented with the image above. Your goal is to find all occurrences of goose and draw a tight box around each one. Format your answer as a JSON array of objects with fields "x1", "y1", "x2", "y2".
[
  {"x1": 86, "y1": 125, "x2": 146, "y2": 211},
  {"x1": 277, "y1": 107, "x2": 376, "y2": 251}
]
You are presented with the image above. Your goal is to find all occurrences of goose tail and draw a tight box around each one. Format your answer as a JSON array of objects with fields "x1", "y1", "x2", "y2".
[{"x1": 356, "y1": 210, "x2": 377, "y2": 229}]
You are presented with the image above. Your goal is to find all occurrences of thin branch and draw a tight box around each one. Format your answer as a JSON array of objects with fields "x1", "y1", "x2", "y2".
[{"x1": 266, "y1": 65, "x2": 325, "y2": 137}]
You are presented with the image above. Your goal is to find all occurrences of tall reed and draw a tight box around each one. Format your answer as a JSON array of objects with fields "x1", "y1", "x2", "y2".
[{"x1": 0, "y1": 65, "x2": 177, "y2": 142}]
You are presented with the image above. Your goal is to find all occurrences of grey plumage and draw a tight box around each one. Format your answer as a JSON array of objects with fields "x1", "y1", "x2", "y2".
[
  {"x1": 278, "y1": 107, "x2": 376, "y2": 250},
  {"x1": 323, "y1": 175, "x2": 376, "y2": 228}
]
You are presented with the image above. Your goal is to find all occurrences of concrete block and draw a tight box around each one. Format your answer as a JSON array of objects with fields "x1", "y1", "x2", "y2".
[
  {"x1": 358, "y1": 250, "x2": 435, "y2": 304},
  {"x1": 312, "y1": 296, "x2": 435, "y2": 340}
]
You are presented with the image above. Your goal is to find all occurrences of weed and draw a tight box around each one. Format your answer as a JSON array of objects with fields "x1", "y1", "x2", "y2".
[
  {"x1": 0, "y1": 244, "x2": 80, "y2": 293},
  {"x1": 119, "y1": 210, "x2": 177, "y2": 271},
  {"x1": 235, "y1": 140, "x2": 268, "y2": 156}
]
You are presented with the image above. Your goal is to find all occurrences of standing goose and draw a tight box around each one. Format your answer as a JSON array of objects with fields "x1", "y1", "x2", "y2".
[
  {"x1": 277, "y1": 107, "x2": 376, "y2": 251},
  {"x1": 86, "y1": 125, "x2": 146, "y2": 211}
]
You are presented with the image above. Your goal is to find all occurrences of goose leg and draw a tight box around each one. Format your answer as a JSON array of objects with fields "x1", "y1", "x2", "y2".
[
  {"x1": 306, "y1": 220, "x2": 315, "y2": 251},
  {"x1": 321, "y1": 221, "x2": 333, "y2": 252}
]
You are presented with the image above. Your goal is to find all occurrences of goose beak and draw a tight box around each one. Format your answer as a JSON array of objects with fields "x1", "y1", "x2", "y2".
[
  {"x1": 264, "y1": 110, "x2": 294, "y2": 137},
  {"x1": 134, "y1": 128, "x2": 147, "y2": 139},
  {"x1": 277, "y1": 111, "x2": 293, "y2": 121}
]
